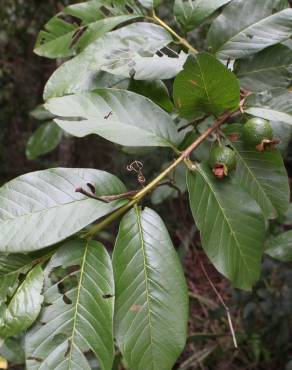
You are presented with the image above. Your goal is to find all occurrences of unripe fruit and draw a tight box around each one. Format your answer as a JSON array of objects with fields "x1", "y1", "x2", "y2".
[
  {"x1": 242, "y1": 117, "x2": 275, "y2": 151},
  {"x1": 209, "y1": 145, "x2": 237, "y2": 179}
]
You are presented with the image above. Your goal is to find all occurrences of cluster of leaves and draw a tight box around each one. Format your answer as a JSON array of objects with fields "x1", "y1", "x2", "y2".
[{"x1": 1, "y1": 0, "x2": 292, "y2": 368}]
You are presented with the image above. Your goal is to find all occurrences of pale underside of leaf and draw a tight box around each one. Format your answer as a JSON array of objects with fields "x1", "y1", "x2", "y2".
[
  {"x1": 43, "y1": 23, "x2": 173, "y2": 100},
  {"x1": 208, "y1": 0, "x2": 292, "y2": 59},
  {"x1": 0, "y1": 168, "x2": 126, "y2": 253},
  {"x1": 45, "y1": 89, "x2": 180, "y2": 148},
  {"x1": 25, "y1": 239, "x2": 115, "y2": 370}
]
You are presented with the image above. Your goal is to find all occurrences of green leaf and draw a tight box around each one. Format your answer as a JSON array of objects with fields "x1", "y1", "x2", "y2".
[
  {"x1": 224, "y1": 124, "x2": 289, "y2": 219},
  {"x1": 46, "y1": 89, "x2": 180, "y2": 148},
  {"x1": 0, "y1": 254, "x2": 33, "y2": 277},
  {"x1": 128, "y1": 80, "x2": 173, "y2": 112},
  {"x1": 34, "y1": 0, "x2": 142, "y2": 58},
  {"x1": 25, "y1": 239, "x2": 115, "y2": 370},
  {"x1": 113, "y1": 207, "x2": 188, "y2": 370},
  {"x1": 235, "y1": 44, "x2": 292, "y2": 92},
  {"x1": 187, "y1": 164, "x2": 265, "y2": 290},
  {"x1": 44, "y1": 23, "x2": 173, "y2": 100},
  {"x1": 0, "y1": 168, "x2": 126, "y2": 253},
  {"x1": 173, "y1": 53, "x2": 240, "y2": 120},
  {"x1": 174, "y1": 0, "x2": 232, "y2": 32},
  {"x1": 245, "y1": 89, "x2": 292, "y2": 125},
  {"x1": 26, "y1": 122, "x2": 63, "y2": 160},
  {"x1": 208, "y1": 0, "x2": 292, "y2": 59},
  {"x1": 265, "y1": 230, "x2": 292, "y2": 261},
  {"x1": 0, "y1": 265, "x2": 44, "y2": 339}
]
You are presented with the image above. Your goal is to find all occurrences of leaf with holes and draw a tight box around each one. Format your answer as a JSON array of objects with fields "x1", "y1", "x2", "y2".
[
  {"x1": 265, "y1": 230, "x2": 292, "y2": 262},
  {"x1": 45, "y1": 89, "x2": 180, "y2": 148},
  {"x1": 208, "y1": 0, "x2": 292, "y2": 59},
  {"x1": 224, "y1": 124, "x2": 289, "y2": 219},
  {"x1": 234, "y1": 44, "x2": 292, "y2": 92},
  {"x1": 25, "y1": 239, "x2": 114, "y2": 370},
  {"x1": 113, "y1": 207, "x2": 188, "y2": 370},
  {"x1": 43, "y1": 22, "x2": 173, "y2": 100},
  {"x1": 245, "y1": 88, "x2": 292, "y2": 125},
  {"x1": 0, "y1": 265, "x2": 44, "y2": 339},
  {"x1": 34, "y1": 0, "x2": 143, "y2": 58},
  {"x1": 174, "y1": 0, "x2": 232, "y2": 32},
  {"x1": 187, "y1": 163, "x2": 265, "y2": 290},
  {"x1": 173, "y1": 53, "x2": 240, "y2": 120},
  {"x1": 0, "y1": 168, "x2": 126, "y2": 253}
]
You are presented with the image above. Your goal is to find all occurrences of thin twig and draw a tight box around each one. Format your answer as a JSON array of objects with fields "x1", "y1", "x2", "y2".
[{"x1": 200, "y1": 261, "x2": 238, "y2": 349}]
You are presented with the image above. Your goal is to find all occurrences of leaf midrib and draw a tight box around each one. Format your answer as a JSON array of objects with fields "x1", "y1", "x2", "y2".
[{"x1": 135, "y1": 206, "x2": 155, "y2": 370}]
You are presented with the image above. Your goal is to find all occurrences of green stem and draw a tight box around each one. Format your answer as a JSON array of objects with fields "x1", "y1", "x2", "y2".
[
  {"x1": 148, "y1": 12, "x2": 198, "y2": 53},
  {"x1": 86, "y1": 111, "x2": 233, "y2": 238}
]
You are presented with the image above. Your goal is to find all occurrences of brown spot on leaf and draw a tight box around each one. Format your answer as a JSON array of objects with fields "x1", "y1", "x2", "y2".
[
  {"x1": 130, "y1": 304, "x2": 142, "y2": 312},
  {"x1": 27, "y1": 357, "x2": 43, "y2": 363},
  {"x1": 176, "y1": 98, "x2": 182, "y2": 109},
  {"x1": 102, "y1": 293, "x2": 114, "y2": 299},
  {"x1": 189, "y1": 80, "x2": 197, "y2": 86},
  {"x1": 64, "y1": 339, "x2": 72, "y2": 358}
]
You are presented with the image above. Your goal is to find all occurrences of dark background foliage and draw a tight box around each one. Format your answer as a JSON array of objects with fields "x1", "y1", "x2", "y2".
[{"x1": 1, "y1": 1, "x2": 292, "y2": 369}]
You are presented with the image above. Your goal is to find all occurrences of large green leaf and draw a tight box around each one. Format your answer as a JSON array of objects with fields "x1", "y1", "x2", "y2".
[
  {"x1": 208, "y1": 0, "x2": 292, "y2": 59},
  {"x1": 224, "y1": 124, "x2": 289, "y2": 219},
  {"x1": 265, "y1": 230, "x2": 292, "y2": 262},
  {"x1": 187, "y1": 164, "x2": 265, "y2": 290},
  {"x1": 46, "y1": 89, "x2": 180, "y2": 148},
  {"x1": 234, "y1": 44, "x2": 292, "y2": 92},
  {"x1": 26, "y1": 122, "x2": 63, "y2": 160},
  {"x1": 34, "y1": 0, "x2": 142, "y2": 58},
  {"x1": 25, "y1": 239, "x2": 114, "y2": 370},
  {"x1": 245, "y1": 89, "x2": 292, "y2": 125},
  {"x1": 0, "y1": 168, "x2": 126, "y2": 253},
  {"x1": 44, "y1": 23, "x2": 173, "y2": 100},
  {"x1": 113, "y1": 207, "x2": 188, "y2": 370},
  {"x1": 174, "y1": 0, "x2": 231, "y2": 32},
  {"x1": 0, "y1": 265, "x2": 44, "y2": 339},
  {"x1": 173, "y1": 53, "x2": 240, "y2": 120}
]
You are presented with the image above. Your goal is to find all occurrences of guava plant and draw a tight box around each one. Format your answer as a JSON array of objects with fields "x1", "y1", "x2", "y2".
[{"x1": 1, "y1": 0, "x2": 292, "y2": 368}]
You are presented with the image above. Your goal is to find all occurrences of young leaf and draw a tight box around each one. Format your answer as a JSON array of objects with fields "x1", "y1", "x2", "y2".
[
  {"x1": 224, "y1": 124, "x2": 290, "y2": 219},
  {"x1": 265, "y1": 231, "x2": 292, "y2": 262},
  {"x1": 44, "y1": 23, "x2": 173, "y2": 100},
  {"x1": 0, "y1": 168, "x2": 126, "y2": 253},
  {"x1": 245, "y1": 89, "x2": 292, "y2": 125},
  {"x1": 174, "y1": 0, "x2": 232, "y2": 32},
  {"x1": 34, "y1": 0, "x2": 142, "y2": 58},
  {"x1": 0, "y1": 265, "x2": 44, "y2": 339},
  {"x1": 113, "y1": 207, "x2": 188, "y2": 370},
  {"x1": 46, "y1": 89, "x2": 180, "y2": 148},
  {"x1": 173, "y1": 53, "x2": 240, "y2": 120},
  {"x1": 26, "y1": 122, "x2": 63, "y2": 160},
  {"x1": 235, "y1": 44, "x2": 292, "y2": 92},
  {"x1": 25, "y1": 239, "x2": 115, "y2": 370},
  {"x1": 187, "y1": 164, "x2": 265, "y2": 290},
  {"x1": 208, "y1": 0, "x2": 292, "y2": 59},
  {"x1": 128, "y1": 80, "x2": 173, "y2": 112}
]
